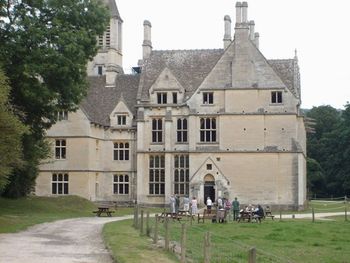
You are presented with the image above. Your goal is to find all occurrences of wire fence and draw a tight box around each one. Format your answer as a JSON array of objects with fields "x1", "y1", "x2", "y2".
[{"x1": 131, "y1": 200, "x2": 348, "y2": 263}]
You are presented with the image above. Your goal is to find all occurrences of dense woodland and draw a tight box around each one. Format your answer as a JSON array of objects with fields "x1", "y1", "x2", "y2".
[{"x1": 0, "y1": 1, "x2": 349, "y2": 199}]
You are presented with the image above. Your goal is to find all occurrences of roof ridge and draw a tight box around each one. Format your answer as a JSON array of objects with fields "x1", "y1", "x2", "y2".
[{"x1": 152, "y1": 48, "x2": 224, "y2": 52}]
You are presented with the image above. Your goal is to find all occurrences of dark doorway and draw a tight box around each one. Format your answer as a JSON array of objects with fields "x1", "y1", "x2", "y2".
[{"x1": 204, "y1": 181, "x2": 215, "y2": 204}]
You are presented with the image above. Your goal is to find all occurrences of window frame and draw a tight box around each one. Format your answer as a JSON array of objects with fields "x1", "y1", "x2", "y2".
[
  {"x1": 149, "y1": 155, "x2": 165, "y2": 195},
  {"x1": 52, "y1": 173, "x2": 69, "y2": 195},
  {"x1": 174, "y1": 155, "x2": 189, "y2": 196},
  {"x1": 113, "y1": 142, "x2": 130, "y2": 161},
  {"x1": 157, "y1": 92, "x2": 167, "y2": 104},
  {"x1": 203, "y1": 92, "x2": 214, "y2": 105},
  {"x1": 113, "y1": 174, "x2": 130, "y2": 195},
  {"x1": 176, "y1": 118, "x2": 188, "y2": 143},
  {"x1": 55, "y1": 139, "x2": 66, "y2": 159},
  {"x1": 152, "y1": 118, "x2": 163, "y2": 143},
  {"x1": 117, "y1": 115, "x2": 127, "y2": 126},
  {"x1": 172, "y1": 92, "x2": 178, "y2": 104},
  {"x1": 199, "y1": 117, "x2": 217, "y2": 142},
  {"x1": 271, "y1": 91, "x2": 283, "y2": 104}
]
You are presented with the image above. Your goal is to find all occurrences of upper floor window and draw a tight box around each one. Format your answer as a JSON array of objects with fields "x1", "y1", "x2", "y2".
[
  {"x1": 271, "y1": 91, "x2": 283, "y2": 104},
  {"x1": 152, "y1": 118, "x2": 163, "y2": 143},
  {"x1": 203, "y1": 92, "x2": 214, "y2": 104},
  {"x1": 200, "y1": 118, "x2": 216, "y2": 142},
  {"x1": 52, "y1": 173, "x2": 69, "y2": 195},
  {"x1": 149, "y1": 155, "x2": 165, "y2": 195},
  {"x1": 157, "y1": 92, "x2": 167, "y2": 104},
  {"x1": 117, "y1": 115, "x2": 126, "y2": 125},
  {"x1": 113, "y1": 174, "x2": 129, "y2": 195},
  {"x1": 172, "y1": 92, "x2": 178, "y2": 104},
  {"x1": 177, "y1": 118, "x2": 188, "y2": 143},
  {"x1": 113, "y1": 142, "x2": 130, "y2": 161},
  {"x1": 105, "y1": 25, "x2": 111, "y2": 47},
  {"x1": 55, "y1": 139, "x2": 66, "y2": 159},
  {"x1": 57, "y1": 111, "x2": 68, "y2": 121},
  {"x1": 98, "y1": 35, "x2": 103, "y2": 47}
]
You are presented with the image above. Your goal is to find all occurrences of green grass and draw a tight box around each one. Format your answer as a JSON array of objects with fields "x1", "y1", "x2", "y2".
[
  {"x1": 0, "y1": 195, "x2": 98, "y2": 233},
  {"x1": 144, "y1": 217, "x2": 350, "y2": 263},
  {"x1": 103, "y1": 219, "x2": 178, "y2": 263}
]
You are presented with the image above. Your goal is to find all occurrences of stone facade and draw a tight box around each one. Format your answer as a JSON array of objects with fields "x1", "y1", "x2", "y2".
[{"x1": 36, "y1": 1, "x2": 307, "y2": 210}]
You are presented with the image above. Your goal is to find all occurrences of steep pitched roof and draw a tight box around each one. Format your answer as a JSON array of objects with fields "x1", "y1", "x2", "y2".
[
  {"x1": 268, "y1": 59, "x2": 300, "y2": 98},
  {"x1": 81, "y1": 75, "x2": 139, "y2": 126},
  {"x1": 137, "y1": 49, "x2": 224, "y2": 101},
  {"x1": 102, "y1": 0, "x2": 122, "y2": 21}
]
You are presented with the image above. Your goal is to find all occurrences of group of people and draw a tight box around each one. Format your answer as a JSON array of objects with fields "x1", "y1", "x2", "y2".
[{"x1": 169, "y1": 195, "x2": 264, "y2": 221}]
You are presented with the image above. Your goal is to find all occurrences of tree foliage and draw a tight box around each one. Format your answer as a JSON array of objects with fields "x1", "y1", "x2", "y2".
[
  {"x1": 306, "y1": 104, "x2": 350, "y2": 197},
  {"x1": 0, "y1": 0, "x2": 109, "y2": 197},
  {"x1": 0, "y1": 69, "x2": 27, "y2": 192}
]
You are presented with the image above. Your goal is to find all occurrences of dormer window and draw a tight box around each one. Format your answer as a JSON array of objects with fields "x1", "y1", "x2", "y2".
[
  {"x1": 203, "y1": 92, "x2": 214, "y2": 104},
  {"x1": 157, "y1": 92, "x2": 167, "y2": 104},
  {"x1": 57, "y1": 111, "x2": 68, "y2": 121},
  {"x1": 271, "y1": 91, "x2": 283, "y2": 104},
  {"x1": 172, "y1": 92, "x2": 178, "y2": 104},
  {"x1": 117, "y1": 115, "x2": 126, "y2": 125}
]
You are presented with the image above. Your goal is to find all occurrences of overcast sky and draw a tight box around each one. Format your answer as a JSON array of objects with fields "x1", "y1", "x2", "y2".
[{"x1": 116, "y1": 0, "x2": 350, "y2": 109}]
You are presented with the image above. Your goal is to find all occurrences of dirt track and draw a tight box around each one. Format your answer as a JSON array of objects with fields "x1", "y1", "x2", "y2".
[{"x1": 0, "y1": 215, "x2": 132, "y2": 263}]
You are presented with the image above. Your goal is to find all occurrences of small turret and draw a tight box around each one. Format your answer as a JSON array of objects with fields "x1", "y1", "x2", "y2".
[{"x1": 223, "y1": 15, "x2": 232, "y2": 49}]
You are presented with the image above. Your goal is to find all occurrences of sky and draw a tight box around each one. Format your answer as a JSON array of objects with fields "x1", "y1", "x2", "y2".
[{"x1": 115, "y1": 0, "x2": 350, "y2": 109}]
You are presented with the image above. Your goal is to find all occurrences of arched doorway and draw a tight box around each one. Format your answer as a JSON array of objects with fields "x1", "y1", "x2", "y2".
[{"x1": 203, "y1": 174, "x2": 215, "y2": 203}]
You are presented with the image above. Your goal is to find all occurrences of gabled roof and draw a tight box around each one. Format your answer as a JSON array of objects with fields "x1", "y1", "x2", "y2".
[
  {"x1": 137, "y1": 47, "x2": 300, "y2": 102},
  {"x1": 137, "y1": 49, "x2": 224, "y2": 101},
  {"x1": 102, "y1": 0, "x2": 122, "y2": 21},
  {"x1": 81, "y1": 75, "x2": 139, "y2": 126}
]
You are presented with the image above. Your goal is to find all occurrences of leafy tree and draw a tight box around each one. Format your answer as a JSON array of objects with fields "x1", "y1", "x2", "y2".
[
  {"x1": 0, "y1": 0, "x2": 109, "y2": 197},
  {"x1": 0, "y1": 69, "x2": 27, "y2": 192}
]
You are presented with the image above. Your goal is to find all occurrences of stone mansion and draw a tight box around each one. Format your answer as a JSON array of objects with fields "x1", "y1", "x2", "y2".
[{"x1": 36, "y1": 0, "x2": 307, "y2": 209}]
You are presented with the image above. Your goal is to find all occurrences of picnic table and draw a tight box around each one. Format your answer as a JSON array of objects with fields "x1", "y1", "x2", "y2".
[
  {"x1": 237, "y1": 210, "x2": 261, "y2": 223},
  {"x1": 93, "y1": 206, "x2": 115, "y2": 217},
  {"x1": 158, "y1": 212, "x2": 182, "y2": 222}
]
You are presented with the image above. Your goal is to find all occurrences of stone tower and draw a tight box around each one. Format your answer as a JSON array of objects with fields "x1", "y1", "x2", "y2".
[{"x1": 87, "y1": 0, "x2": 123, "y2": 86}]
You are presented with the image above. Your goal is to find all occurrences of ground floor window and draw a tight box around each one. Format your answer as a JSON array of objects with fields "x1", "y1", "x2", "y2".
[
  {"x1": 149, "y1": 155, "x2": 165, "y2": 195},
  {"x1": 113, "y1": 174, "x2": 129, "y2": 194},
  {"x1": 52, "y1": 173, "x2": 69, "y2": 194},
  {"x1": 174, "y1": 155, "x2": 189, "y2": 195}
]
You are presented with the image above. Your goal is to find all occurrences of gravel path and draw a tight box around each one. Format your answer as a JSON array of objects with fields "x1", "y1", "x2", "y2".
[{"x1": 0, "y1": 215, "x2": 132, "y2": 263}]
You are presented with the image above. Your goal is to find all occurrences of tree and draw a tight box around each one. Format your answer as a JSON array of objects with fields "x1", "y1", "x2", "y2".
[
  {"x1": 0, "y1": 69, "x2": 27, "y2": 192},
  {"x1": 0, "y1": 0, "x2": 109, "y2": 197}
]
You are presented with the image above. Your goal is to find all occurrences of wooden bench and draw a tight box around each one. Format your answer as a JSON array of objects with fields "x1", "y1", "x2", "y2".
[
  {"x1": 198, "y1": 209, "x2": 217, "y2": 223},
  {"x1": 264, "y1": 210, "x2": 275, "y2": 220},
  {"x1": 93, "y1": 206, "x2": 115, "y2": 217},
  {"x1": 157, "y1": 212, "x2": 182, "y2": 222}
]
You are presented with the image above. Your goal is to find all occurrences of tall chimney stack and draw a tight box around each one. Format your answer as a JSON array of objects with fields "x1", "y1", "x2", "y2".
[
  {"x1": 249, "y1": 20, "x2": 255, "y2": 40},
  {"x1": 235, "y1": 2, "x2": 242, "y2": 25},
  {"x1": 142, "y1": 20, "x2": 152, "y2": 60},
  {"x1": 223, "y1": 15, "x2": 232, "y2": 49},
  {"x1": 242, "y1": 2, "x2": 248, "y2": 23},
  {"x1": 254, "y1": 32, "x2": 260, "y2": 49}
]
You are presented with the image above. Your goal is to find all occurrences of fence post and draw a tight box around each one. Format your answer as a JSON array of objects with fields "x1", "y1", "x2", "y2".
[
  {"x1": 140, "y1": 210, "x2": 144, "y2": 235},
  {"x1": 279, "y1": 209, "x2": 282, "y2": 221},
  {"x1": 181, "y1": 223, "x2": 186, "y2": 263},
  {"x1": 135, "y1": 205, "x2": 139, "y2": 229},
  {"x1": 190, "y1": 210, "x2": 193, "y2": 226},
  {"x1": 345, "y1": 196, "x2": 348, "y2": 221},
  {"x1": 165, "y1": 218, "x2": 170, "y2": 251},
  {"x1": 154, "y1": 214, "x2": 159, "y2": 244},
  {"x1": 146, "y1": 211, "x2": 150, "y2": 236},
  {"x1": 312, "y1": 207, "x2": 315, "y2": 223},
  {"x1": 248, "y1": 247, "x2": 256, "y2": 263},
  {"x1": 203, "y1": 231, "x2": 211, "y2": 263},
  {"x1": 133, "y1": 206, "x2": 136, "y2": 228}
]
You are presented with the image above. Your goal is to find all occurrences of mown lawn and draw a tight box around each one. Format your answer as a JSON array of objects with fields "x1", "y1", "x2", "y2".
[
  {"x1": 103, "y1": 219, "x2": 178, "y2": 263},
  {"x1": 0, "y1": 195, "x2": 98, "y2": 233},
  {"x1": 151, "y1": 217, "x2": 350, "y2": 263}
]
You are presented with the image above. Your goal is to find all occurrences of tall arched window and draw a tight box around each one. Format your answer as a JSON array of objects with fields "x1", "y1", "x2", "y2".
[
  {"x1": 152, "y1": 118, "x2": 163, "y2": 143},
  {"x1": 113, "y1": 142, "x2": 130, "y2": 160},
  {"x1": 177, "y1": 118, "x2": 188, "y2": 143},
  {"x1": 200, "y1": 118, "x2": 216, "y2": 142}
]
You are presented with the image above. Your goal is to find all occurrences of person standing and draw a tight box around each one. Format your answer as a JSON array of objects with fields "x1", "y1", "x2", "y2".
[
  {"x1": 232, "y1": 197, "x2": 240, "y2": 221},
  {"x1": 175, "y1": 194, "x2": 180, "y2": 213},
  {"x1": 169, "y1": 195, "x2": 176, "y2": 214},
  {"x1": 217, "y1": 196, "x2": 223, "y2": 209},
  {"x1": 206, "y1": 196, "x2": 212, "y2": 213},
  {"x1": 191, "y1": 196, "x2": 198, "y2": 214},
  {"x1": 183, "y1": 195, "x2": 190, "y2": 212}
]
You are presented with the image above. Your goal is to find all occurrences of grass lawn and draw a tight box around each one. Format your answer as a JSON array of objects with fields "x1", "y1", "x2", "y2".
[
  {"x1": 146, "y1": 217, "x2": 350, "y2": 263},
  {"x1": 103, "y1": 219, "x2": 178, "y2": 263}
]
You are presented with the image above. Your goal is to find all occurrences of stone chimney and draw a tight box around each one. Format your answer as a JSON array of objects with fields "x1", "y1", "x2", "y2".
[
  {"x1": 249, "y1": 20, "x2": 255, "y2": 41},
  {"x1": 142, "y1": 20, "x2": 152, "y2": 60},
  {"x1": 235, "y1": 2, "x2": 242, "y2": 25},
  {"x1": 223, "y1": 15, "x2": 232, "y2": 49},
  {"x1": 254, "y1": 32, "x2": 259, "y2": 49},
  {"x1": 242, "y1": 2, "x2": 248, "y2": 23}
]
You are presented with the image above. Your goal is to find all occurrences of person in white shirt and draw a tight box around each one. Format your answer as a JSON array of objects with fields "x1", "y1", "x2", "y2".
[{"x1": 206, "y1": 196, "x2": 212, "y2": 213}]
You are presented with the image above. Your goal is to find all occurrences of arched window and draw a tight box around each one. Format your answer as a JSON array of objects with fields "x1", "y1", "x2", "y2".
[
  {"x1": 113, "y1": 142, "x2": 130, "y2": 160},
  {"x1": 177, "y1": 118, "x2": 188, "y2": 143},
  {"x1": 113, "y1": 174, "x2": 129, "y2": 194},
  {"x1": 200, "y1": 118, "x2": 217, "y2": 142},
  {"x1": 152, "y1": 118, "x2": 163, "y2": 143},
  {"x1": 174, "y1": 155, "x2": 189, "y2": 195}
]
